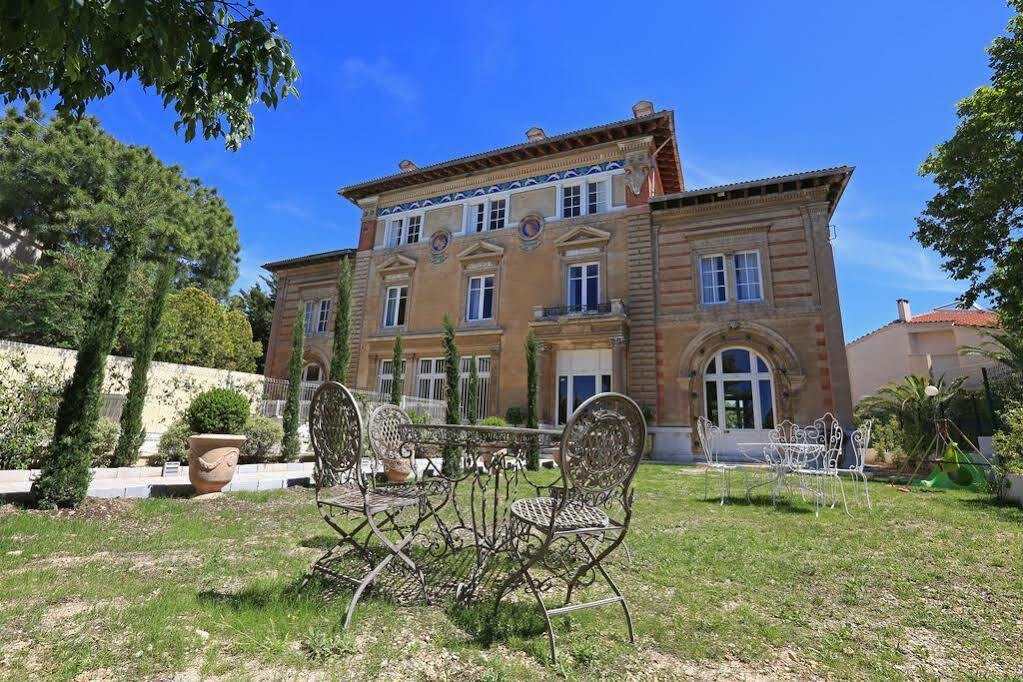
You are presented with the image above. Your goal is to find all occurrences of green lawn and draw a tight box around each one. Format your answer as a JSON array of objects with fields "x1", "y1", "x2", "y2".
[{"x1": 1, "y1": 465, "x2": 1021, "y2": 681}]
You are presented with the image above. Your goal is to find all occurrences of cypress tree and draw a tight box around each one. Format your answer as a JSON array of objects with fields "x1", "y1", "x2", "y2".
[
  {"x1": 441, "y1": 314, "x2": 461, "y2": 475},
  {"x1": 329, "y1": 257, "x2": 352, "y2": 383},
  {"x1": 112, "y1": 254, "x2": 176, "y2": 467},
  {"x1": 525, "y1": 332, "x2": 540, "y2": 470},
  {"x1": 281, "y1": 313, "x2": 304, "y2": 461},
  {"x1": 32, "y1": 226, "x2": 148, "y2": 507},
  {"x1": 467, "y1": 355, "x2": 479, "y2": 425},
  {"x1": 390, "y1": 331, "x2": 403, "y2": 406}
]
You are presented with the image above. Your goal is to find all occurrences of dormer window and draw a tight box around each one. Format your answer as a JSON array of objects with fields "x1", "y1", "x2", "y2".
[
  {"x1": 387, "y1": 215, "x2": 421, "y2": 246},
  {"x1": 561, "y1": 179, "x2": 609, "y2": 218}
]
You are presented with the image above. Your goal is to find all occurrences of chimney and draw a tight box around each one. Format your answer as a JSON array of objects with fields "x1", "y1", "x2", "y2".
[
  {"x1": 398, "y1": 159, "x2": 417, "y2": 173},
  {"x1": 896, "y1": 298, "x2": 912, "y2": 322},
  {"x1": 632, "y1": 99, "x2": 654, "y2": 118},
  {"x1": 525, "y1": 126, "x2": 547, "y2": 142}
]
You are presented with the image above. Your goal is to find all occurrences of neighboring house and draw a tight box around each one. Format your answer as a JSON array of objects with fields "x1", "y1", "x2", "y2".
[
  {"x1": 846, "y1": 299, "x2": 1000, "y2": 403},
  {"x1": 0, "y1": 224, "x2": 42, "y2": 274},
  {"x1": 263, "y1": 102, "x2": 854, "y2": 459}
]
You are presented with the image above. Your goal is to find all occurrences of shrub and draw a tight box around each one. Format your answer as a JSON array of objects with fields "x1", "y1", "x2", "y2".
[
  {"x1": 504, "y1": 406, "x2": 526, "y2": 427},
  {"x1": 186, "y1": 388, "x2": 250, "y2": 435},
  {"x1": 868, "y1": 415, "x2": 903, "y2": 465},
  {"x1": 406, "y1": 409, "x2": 430, "y2": 425},
  {"x1": 240, "y1": 415, "x2": 284, "y2": 463},
  {"x1": 992, "y1": 405, "x2": 1023, "y2": 476},
  {"x1": 0, "y1": 354, "x2": 64, "y2": 470},
  {"x1": 156, "y1": 418, "x2": 192, "y2": 464},
  {"x1": 481, "y1": 416, "x2": 508, "y2": 427},
  {"x1": 90, "y1": 418, "x2": 121, "y2": 467},
  {"x1": 281, "y1": 315, "x2": 304, "y2": 461}
]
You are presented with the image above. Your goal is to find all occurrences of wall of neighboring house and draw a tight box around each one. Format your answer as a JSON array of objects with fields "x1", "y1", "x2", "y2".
[
  {"x1": 847, "y1": 325, "x2": 912, "y2": 403},
  {"x1": 847, "y1": 323, "x2": 1000, "y2": 404}
]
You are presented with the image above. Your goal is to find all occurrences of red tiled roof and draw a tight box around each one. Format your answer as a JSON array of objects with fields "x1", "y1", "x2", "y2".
[{"x1": 908, "y1": 310, "x2": 999, "y2": 327}]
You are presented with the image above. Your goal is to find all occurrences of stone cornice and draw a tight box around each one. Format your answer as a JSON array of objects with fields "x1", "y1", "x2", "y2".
[{"x1": 652, "y1": 185, "x2": 831, "y2": 220}]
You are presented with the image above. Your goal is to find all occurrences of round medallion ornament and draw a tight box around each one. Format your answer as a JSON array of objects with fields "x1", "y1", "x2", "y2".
[
  {"x1": 430, "y1": 229, "x2": 451, "y2": 255},
  {"x1": 519, "y1": 214, "x2": 544, "y2": 241}
]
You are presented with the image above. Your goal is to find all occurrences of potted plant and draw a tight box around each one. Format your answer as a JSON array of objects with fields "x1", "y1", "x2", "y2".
[
  {"x1": 478, "y1": 416, "x2": 510, "y2": 469},
  {"x1": 185, "y1": 388, "x2": 250, "y2": 495}
]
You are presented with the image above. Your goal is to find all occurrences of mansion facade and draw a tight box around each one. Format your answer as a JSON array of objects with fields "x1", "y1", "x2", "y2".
[{"x1": 263, "y1": 102, "x2": 854, "y2": 458}]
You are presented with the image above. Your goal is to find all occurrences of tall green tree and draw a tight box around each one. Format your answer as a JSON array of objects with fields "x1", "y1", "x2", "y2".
[
  {"x1": 467, "y1": 356, "x2": 479, "y2": 425},
  {"x1": 525, "y1": 332, "x2": 540, "y2": 470},
  {"x1": 330, "y1": 258, "x2": 353, "y2": 382},
  {"x1": 0, "y1": 103, "x2": 241, "y2": 299},
  {"x1": 112, "y1": 254, "x2": 177, "y2": 467},
  {"x1": 915, "y1": 3, "x2": 1023, "y2": 333},
  {"x1": 0, "y1": 0, "x2": 298, "y2": 150},
  {"x1": 144, "y1": 287, "x2": 262, "y2": 371},
  {"x1": 31, "y1": 155, "x2": 162, "y2": 508},
  {"x1": 390, "y1": 332, "x2": 404, "y2": 406},
  {"x1": 281, "y1": 314, "x2": 304, "y2": 461},
  {"x1": 441, "y1": 314, "x2": 461, "y2": 475},
  {"x1": 230, "y1": 275, "x2": 276, "y2": 373}
]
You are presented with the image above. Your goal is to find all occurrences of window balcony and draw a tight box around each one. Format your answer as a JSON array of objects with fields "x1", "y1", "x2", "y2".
[{"x1": 533, "y1": 299, "x2": 627, "y2": 321}]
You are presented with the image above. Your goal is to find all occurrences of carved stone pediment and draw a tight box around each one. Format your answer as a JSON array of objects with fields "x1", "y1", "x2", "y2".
[
  {"x1": 377, "y1": 254, "x2": 417, "y2": 275},
  {"x1": 457, "y1": 240, "x2": 505, "y2": 264},
  {"x1": 555, "y1": 225, "x2": 612, "y2": 251}
]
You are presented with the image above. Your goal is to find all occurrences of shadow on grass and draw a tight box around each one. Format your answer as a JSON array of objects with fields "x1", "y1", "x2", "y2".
[
  {"x1": 956, "y1": 494, "x2": 1023, "y2": 520},
  {"x1": 299, "y1": 535, "x2": 338, "y2": 550},
  {"x1": 695, "y1": 495, "x2": 814, "y2": 514},
  {"x1": 446, "y1": 600, "x2": 547, "y2": 647}
]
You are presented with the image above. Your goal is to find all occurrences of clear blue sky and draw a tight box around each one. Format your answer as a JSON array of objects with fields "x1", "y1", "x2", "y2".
[{"x1": 83, "y1": 0, "x2": 1013, "y2": 342}]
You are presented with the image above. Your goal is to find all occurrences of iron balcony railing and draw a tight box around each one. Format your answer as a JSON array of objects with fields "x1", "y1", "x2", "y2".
[{"x1": 540, "y1": 301, "x2": 613, "y2": 318}]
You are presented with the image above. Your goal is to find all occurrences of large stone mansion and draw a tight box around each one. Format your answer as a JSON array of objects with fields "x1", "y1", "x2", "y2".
[{"x1": 262, "y1": 102, "x2": 853, "y2": 459}]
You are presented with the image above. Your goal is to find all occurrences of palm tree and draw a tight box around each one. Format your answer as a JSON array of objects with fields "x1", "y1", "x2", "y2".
[
  {"x1": 961, "y1": 331, "x2": 1023, "y2": 372},
  {"x1": 857, "y1": 373, "x2": 966, "y2": 461}
]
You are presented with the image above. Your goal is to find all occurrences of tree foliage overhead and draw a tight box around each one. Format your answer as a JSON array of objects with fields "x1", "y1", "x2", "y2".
[
  {"x1": 0, "y1": 102, "x2": 240, "y2": 297},
  {"x1": 0, "y1": 0, "x2": 299, "y2": 150},
  {"x1": 915, "y1": 3, "x2": 1023, "y2": 330}
]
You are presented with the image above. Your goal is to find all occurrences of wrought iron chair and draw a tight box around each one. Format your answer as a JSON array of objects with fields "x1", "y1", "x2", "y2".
[
  {"x1": 493, "y1": 392, "x2": 646, "y2": 664},
  {"x1": 839, "y1": 420, "x2": 873, "y2": 511},
  {"x1": 304, "y1": 382, "x2": 430, "y2": 627},
  {"x1": 795, "y1": 414, "x2": 849, "y2": 516},
  {"x1": 696, "y1": 415, "x2": 750, "y2": 504}
]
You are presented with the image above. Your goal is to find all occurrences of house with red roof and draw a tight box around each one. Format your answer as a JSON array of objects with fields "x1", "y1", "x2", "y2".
[{"x1": 846, "y1": 298, "x2": 1000, "y2": 403}]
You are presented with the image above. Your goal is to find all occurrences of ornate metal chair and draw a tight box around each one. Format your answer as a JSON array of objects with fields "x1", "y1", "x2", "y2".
[
  {"x1": 839, "y1": 420, "x2": 873, "y2": 511},
  {"x1": 795, "y1": 414, "x2": 849, "y2": 516},
  {"x1": 696, "y1": 415, "x2": 750, "y2": 504},
  {"x1": 493, "y1": 392, "x2": 646, "y2": 664},
  {"x1": 304, "y1": 382, "x2": 430, "y2": 627}
]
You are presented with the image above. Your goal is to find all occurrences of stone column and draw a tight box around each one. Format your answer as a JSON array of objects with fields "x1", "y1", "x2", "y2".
[{"x1": 610, "y1": 335, "x2": 627, "y2": 393}]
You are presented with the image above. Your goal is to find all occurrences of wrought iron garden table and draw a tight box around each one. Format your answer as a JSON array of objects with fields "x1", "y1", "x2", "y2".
[
  {"x1": 738, "y1": 441, "x2": 826, "y2": 504},
  {"x1": 394, "y1": 422, "x2": 563, "y2": 594}
]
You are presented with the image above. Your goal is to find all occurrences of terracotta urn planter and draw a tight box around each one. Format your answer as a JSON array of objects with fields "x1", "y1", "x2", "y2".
[
  {"x1": 383, "y1": 458, "x2": 413, "y2": 483},
  {"x1": 188, "y1": 434, "x2": 246, "y2": 494}
]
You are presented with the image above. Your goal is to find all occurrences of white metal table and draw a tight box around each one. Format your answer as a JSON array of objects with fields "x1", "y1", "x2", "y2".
[{"x1": 737, "y1": 441, "x2": 826, "y2": 505}]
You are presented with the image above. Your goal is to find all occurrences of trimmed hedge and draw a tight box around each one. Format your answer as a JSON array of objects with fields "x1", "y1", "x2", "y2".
[{"x1": 186, "y1": 388, "x2": 249, "y2": 435}]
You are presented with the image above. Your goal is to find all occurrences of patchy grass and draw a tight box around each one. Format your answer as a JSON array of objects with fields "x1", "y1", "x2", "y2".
[{"x1": 1, "y1": 466, "x2": 1021, "y2": 680}]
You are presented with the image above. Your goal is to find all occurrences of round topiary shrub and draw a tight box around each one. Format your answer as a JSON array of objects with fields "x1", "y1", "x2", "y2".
[
  {"x1": 185, "y1": 388, "x2": 250, "y2": 436},
  {"x1": 504, "y1": 406, "x2": 526, "y2": 426},
  {"x1": 481, "y1": 416, "x2": 509, "y2": 427},
  {"x1": 240, "y1": 415, "x2": 284, "y2": 463},
  {"x1": 156, "y1": 418, "x2": 191, "y2": 464}
]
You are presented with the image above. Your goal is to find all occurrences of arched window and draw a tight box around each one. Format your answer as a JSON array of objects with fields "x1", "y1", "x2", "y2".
[
  {"x1": 302, "y1": 363, "x2": 322, "y2": 383},
  {"x1": 704, "y1": 348, "x2": 774, "y2": 430}
]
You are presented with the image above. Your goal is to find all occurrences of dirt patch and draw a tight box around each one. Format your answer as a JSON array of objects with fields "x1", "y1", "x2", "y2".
[{"x1": 40, "y1": 597, "x2": 91, "y2": 628}]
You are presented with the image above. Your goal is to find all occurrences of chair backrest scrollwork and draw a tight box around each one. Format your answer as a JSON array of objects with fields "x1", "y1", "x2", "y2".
[
  {"x1": 561, "y1": 392, "x2": 646, "y2": 497},
  {"x1": 850, "y1": 420, "x2": 872, "y2": 472},
  {"x1": 368, "y1": 404, "x2": 414, "y2": 468},
  {"x1": 696, "y1": 416, "x2": 722, "y2": 465},
  {"x1": 309, "y1": 382, "x2": 365, "y2": 493}
]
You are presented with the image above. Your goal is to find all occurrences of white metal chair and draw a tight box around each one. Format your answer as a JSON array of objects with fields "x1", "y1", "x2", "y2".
[
  {"x1": 795, "y1": 414, "x2": 849, "y2": 517},
  {"x1": 696, "y1": 416, "x2": 749, "y2": 504},
  {"x1": 838, "y1": 420, "x2": 873, "y2": 511}
]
